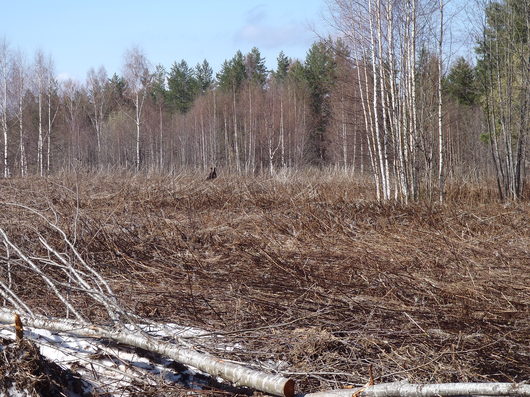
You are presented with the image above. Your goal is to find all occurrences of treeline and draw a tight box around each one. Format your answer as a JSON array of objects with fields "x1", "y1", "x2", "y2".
[
  {"x1": 0, "y1": 0, "x2": 528, "y2": 200},
  {"x1": 0, "y1": 43, "x2": 370, "y2": 177}
]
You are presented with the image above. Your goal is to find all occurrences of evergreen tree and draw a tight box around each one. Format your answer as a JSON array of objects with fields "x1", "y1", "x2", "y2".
[
  {"x1": 332, "y1": 38, "x2": 351, "y2": 66},
  {"x1": 274, "y1": 51, "x2": 290, "y2": 82},
  {"x1": 245, "y1": 47, "x2": 267, "y2": 87},
  {"x1": 217, "y1": 60, "x2": 232, "y2": 91},
  {"x1": 195, "y1": 59, "x2": 214, "y2": 93},
  {"x1": 108, "y1": 73, "x2": 127, "y2": 105},
  {"x1": 151, "y1": 64, "x2": 167, "y2": 104},
  {"x1": 167, "y1": 59, "x2": 198, "y2": 113},
  {"x1": 476, "y1": 0, "x2": 529, "y2": 199},
  {"x1": 217, "y1": 50, "x2": 247, "y2": 92},
  {"x1": 304, "y1": 41, "x2": 337, "y2": 165},
  {"x1": 445, "y1": 57, "x2": 477, "y2": 106},
  {"x1": 287, "y1": 60, "x2": 306, "y2": 84}
]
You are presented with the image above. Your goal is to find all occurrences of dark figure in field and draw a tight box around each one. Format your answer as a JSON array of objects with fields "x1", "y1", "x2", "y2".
[{"x1": 207, "y1": 167, "x2": 217, "y2": 180}]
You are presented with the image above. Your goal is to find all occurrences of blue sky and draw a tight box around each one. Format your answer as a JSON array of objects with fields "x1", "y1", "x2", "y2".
[{"x1": 1, "y1": 0, "x2": 328, "y2": 81}]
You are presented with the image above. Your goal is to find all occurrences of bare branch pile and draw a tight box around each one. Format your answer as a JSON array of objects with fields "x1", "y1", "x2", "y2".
[{"x1": 0, "y1": 172, "x2": 528, "y2": 395}]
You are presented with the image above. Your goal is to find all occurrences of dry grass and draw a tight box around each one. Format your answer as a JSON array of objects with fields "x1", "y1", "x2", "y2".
[{"x1": 0, "y1": 171, "x2": 529, "y2": 393}]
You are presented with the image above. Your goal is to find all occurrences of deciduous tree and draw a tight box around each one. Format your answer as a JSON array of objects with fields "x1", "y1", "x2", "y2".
[
  {"x1": 0, "y1": 39, "x2": 9, "y2": 177},
  {"x1": 122, "y1": 46, "x2": 152, "y2": 171},
  {"x1": 86, "y1": 66, "x2": 109, "y2": 165},
  {"x1": 476, "y1": 0, "x2": 529, "y2": 199}
]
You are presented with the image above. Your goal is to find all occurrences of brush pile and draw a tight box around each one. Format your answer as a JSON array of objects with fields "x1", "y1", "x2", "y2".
[
  {"x1": 0, "y1": 171, "x2": 528, "y2": 394},
  {"x1": 0, "y1": 338, "x2": 88, "y2": 396}
]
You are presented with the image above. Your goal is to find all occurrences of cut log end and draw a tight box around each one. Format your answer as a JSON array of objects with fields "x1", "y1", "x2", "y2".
[
  {"x1": 284, "y1": 379, "x2": 296, "y2": 397},
  {"x1": 14, "y1": 313, "x2": 23, "y2": 341}
]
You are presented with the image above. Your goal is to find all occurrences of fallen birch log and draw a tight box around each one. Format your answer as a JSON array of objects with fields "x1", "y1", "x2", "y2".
[
  {"x1": 302, "y1": 382, "x2": 530, "y2": 397},
  {"x1": 0, "y1": 310, "x2": 295, "y2": 397}
]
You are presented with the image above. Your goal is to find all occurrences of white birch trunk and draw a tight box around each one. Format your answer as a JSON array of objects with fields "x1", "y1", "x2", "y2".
[
  {"x1": 352, "y1": 118, "x2": 357, "y2": 173},
  {"x1": 233, "y1": 88, "x2": 240, "y2": 173},
  {"x1": 289, "y1": 87, "x2": 294, "y2": 167},
  {"x1": 159, "y1": 105, "x2": 163, "y2": 170},
  {"x1": 247, "y1": 85, "x2": 252, "y2": 173},
  {"x1": 135, "y1": 92, "x2": 141, "y2": 172},
  {"x1": 200, "y1": 114, "x2": 206, "y2": 169},
  {"x1": 368, "y1": 0, "x2": 388, "y2": 200},
  {"x1": 1, "y1": 64, "x2": 7, "y2": 178},
  {"x1": 224, "y1": 108, "x2": 231, "y2": 169},
  {"x1": 388, "y1": 1, "x2": 409, "y2": 202},
  {"x1": 212, "y1": 89, "x2": 217, "y2": 165},
  {"x1": 410, "y1": 0, "x2": 419, "y2": 199},
  {"x1": 357, "y1": 57, "x2": 380, "y2": 200},
  {"x1": 47, "y1": 85, "x2": 52, "y2": 174},
  {"x1": 34, "y1": 51, "x2": 46, "y2": 176},
  {"x1": 0, "y1": 310, "x2": 295, "y2": 397},
  {"x1": 19, "y1": 96, "x2": 26, "y2": 177},
  {"x1": 340, "y1": 89, "x2": 347, "y2": 170},
  {"x1": 269, "y1": 137, "x2": 274, "y2": 175},
  {"x1": 437, "y1": 0, "x2": 445, "y2": 202},
  {"x1": 122, "y1": 48, "x2": 151, "y2": 172},
  {"x1": 498, "y1": 48, "x2": 516, "y2": 198},
  {"x1": 12, "y1": 56, "x2": 26, "y2": 176},
  {"x1": 305, "y1": 382, "x2": 530, "y2": 397},
  {"x1": 280, "y1": 92, "x2": 285, "y2": 168},
  {"x1": 38, "y1": 89, "x2": 43, "y2": 176},
  {"x1": 0, "y1": 42, "x2": 8, "y2": 178},
  {"x1": 94, "y1": 100, "x2": 102, "y2": 164},
  {"x1": 376, "y1": 0, "x2": 391, "y2": 200},
  {"x1": 405, "y1": 0, "x2": 419, "y2": 200}
]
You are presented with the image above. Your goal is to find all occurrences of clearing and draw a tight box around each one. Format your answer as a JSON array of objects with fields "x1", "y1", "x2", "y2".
[{"x1": 0, "y1": 172, "x2": 528, "y2": 395}]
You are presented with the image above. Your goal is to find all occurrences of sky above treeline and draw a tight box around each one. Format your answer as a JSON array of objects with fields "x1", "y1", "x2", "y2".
[{"x1": 1, "y1": 0, "x2": 328, "y2": 81}]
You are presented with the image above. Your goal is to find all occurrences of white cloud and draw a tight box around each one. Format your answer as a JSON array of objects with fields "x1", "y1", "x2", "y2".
[
  {"x1": 234, "y1": 3, "x2": 315, "y2": 50},
  {"x1": 235, "y1": 22, "x2": 312, "y2": 49}
]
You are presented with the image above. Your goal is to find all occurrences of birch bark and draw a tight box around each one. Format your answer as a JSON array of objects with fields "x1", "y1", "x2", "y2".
[
  {"x1": 437, "y1": 0, "x2": 445, "y2": 202},
  {"x1": 0, "y1": 40, "x2": 8, "y2": 178},
  {"x1": 0, "y1": 310, "x2": 295, "y2": 397},
  {"x1": 305, "y1": 382, "x2": 530, "y2": 397}
]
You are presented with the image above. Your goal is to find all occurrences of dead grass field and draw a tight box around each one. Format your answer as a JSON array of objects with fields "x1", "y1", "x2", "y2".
[{"x1": 0, "y1": 171, "x2": 529, "y2": 394}]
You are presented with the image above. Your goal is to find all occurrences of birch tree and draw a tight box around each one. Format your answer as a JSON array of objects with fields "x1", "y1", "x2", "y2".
[
  {"x1": 45, "y1": 55, "x2": 58, "y2": 174},
  {"x1": 476, "y1": 0, "x2": 529, "y2": 200},
  {"x1": 123, "y1": 47, "x2": 152, "y2": 172},
  {"x1": 61, "y1": 79, "x2": 84, "y2": 166},
  {"x1": 195, "y1": 60, "x2": 216, "y2": 168},
  {"x1": 11, "y1": 51, "x2": 27, "y2": 176},
  {"x1": 217, "y1": 51, "x2": 247, "y2": 172},
  {"x1": 150, "y1": 64, "x2": 167, "y2": 170},
  {"x1": 437, "y1": 0, "x2": 445, "y2": 202},
  {"x1": 328, "y1": 0, "x2": 451, "y2": 202},
  {"x1": 86, "y1": 66, "x2": 109, "y2": 166},
  {"x1": 33, "y1": 50, "x2": 47, "y2": 176},
  {"x1": 275, "y1": 51, "x2": 290, "y2": 168},
  {"x1": 330, "y1": 0, "x2": 399, "y2": 199},
  {"x1": 0, "y1": 39, "x2": 9, "y2": 178}
]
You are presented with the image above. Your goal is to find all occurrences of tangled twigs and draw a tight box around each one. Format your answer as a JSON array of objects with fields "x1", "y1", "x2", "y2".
[
  {"x1": 0, "y1": 226, "x2": 86, "y2": 322},
  {"x1": 0, "y1": 202, "x2": 296, "y2": 396},
  {"x1": 0, "y1": 310, "x2": 296, "y2": 397},
  {"x1": 0, "y1": 173, "x2": 529, "y2": 394}
]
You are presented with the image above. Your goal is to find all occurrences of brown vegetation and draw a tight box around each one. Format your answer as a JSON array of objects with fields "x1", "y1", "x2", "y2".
[
  {"x1": 0, "y1": 171, "x2": 529, "y2": 393},
  {"x1": 0, "y1": 339, "x2": 88, "y2": 396}
]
